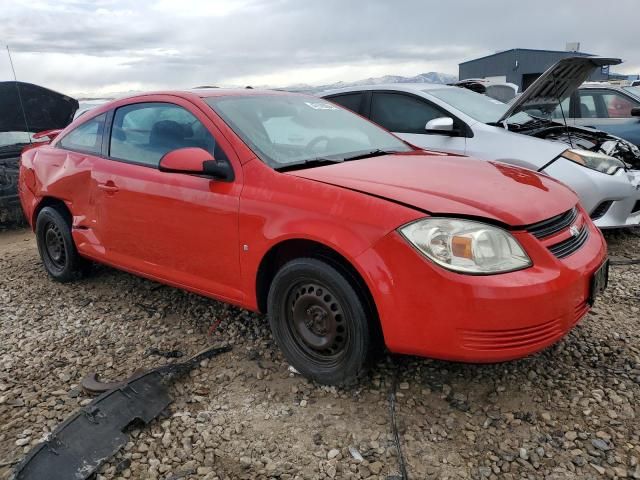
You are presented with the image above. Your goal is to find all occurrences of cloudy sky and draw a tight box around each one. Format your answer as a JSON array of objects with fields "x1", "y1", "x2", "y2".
[{"x1": 1, "y1": 0, "x2": 639, "y2": 97}]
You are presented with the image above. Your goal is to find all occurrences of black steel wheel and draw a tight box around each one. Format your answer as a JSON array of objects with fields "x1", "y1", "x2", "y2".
[
  {"x1": 268, "y1": 257, "x2": 376, "y2": 385},
  {"x1": 36, "y1": 206, "x2": 89, "y2": 282},
  {"x1": 43, "y1": 221, "x2": 67, "y2": 272}
]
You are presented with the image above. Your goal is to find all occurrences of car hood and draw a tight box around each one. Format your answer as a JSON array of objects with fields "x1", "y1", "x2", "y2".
[
  {"x1": 287, "y1": 153, "x2": 577, "y2": 226},
  {"x1": 497, "y1": 57, "x2": 622, "y2": 123},
  {"x1": 0, "y1": 81, "x2": 79, "y2": 133}
]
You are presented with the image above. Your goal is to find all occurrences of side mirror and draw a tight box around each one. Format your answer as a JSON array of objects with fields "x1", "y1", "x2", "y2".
[
  {"x1": 159, "y1": 147, "x2": 233, "y2": 181},
  {"x1": 425, "y1": 117, "x2": 455, "y2": 133},
  {"x1": 631, "y1": 107, "x2": 640, "y2": 117}
]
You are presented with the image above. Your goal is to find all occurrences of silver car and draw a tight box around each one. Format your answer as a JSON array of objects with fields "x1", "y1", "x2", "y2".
[{"x1": 322, "y1": 58, "x2": 640, "y2": 229}]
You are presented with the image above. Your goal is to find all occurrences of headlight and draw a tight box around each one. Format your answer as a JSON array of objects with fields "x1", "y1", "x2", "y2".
[
  {"x1": 399, "y1": 218, "x2": 532, "y2": 274},
  {"x1": 562, "y1": 149, "x2": 625, "y2": 175}
]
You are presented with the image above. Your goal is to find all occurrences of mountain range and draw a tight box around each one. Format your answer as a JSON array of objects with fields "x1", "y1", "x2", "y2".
[
  {"x1": 281, "y1": 72, "x2": 458, "y2": 93},
  {"x1": 74, "y1": 72, "x2": 458, "y2": 100}
]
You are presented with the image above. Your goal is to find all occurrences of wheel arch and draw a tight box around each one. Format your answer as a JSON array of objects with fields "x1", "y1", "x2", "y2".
[
  {"x1": 32, "y1": 196, "x2": 72, "y2": 228},
  {"x1": 255, "y1": 239, "x2": 380, "y2": 333}
]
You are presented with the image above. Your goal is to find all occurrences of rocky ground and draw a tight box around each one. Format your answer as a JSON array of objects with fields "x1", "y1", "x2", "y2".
[{"x1": 0, "y1": 227, "x2": 639, "y2": 480}]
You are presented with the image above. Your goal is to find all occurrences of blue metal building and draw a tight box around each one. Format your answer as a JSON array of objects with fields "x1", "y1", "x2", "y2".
[{"x1": 459, "y1": 48, "x2": 610, "y2": 91}]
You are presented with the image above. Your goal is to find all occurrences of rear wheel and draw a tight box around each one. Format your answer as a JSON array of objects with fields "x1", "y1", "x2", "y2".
[
  {"x1": 36, "y1": 206, "x2": 89, "y2": 282},
  {"x1": 267, "y1": 258, "x2": 375, "y2": 385}
]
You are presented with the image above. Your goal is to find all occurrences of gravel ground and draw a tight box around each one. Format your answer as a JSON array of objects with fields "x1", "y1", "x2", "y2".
[{"x1": 0, "y1": 227, "x2": 639, "y2": 480}]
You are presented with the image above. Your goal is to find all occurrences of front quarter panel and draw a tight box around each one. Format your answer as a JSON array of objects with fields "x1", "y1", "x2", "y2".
[
  {"x1": 238, "y1": 159, "x2": 423, "y2": 310},
  {"x1": 19, "y1": 144, "x2": 97, "y2": 229}
]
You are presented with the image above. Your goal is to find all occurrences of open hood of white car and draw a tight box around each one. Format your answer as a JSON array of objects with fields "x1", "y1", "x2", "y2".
[{"x1": 497, "y1": 57, "x2": 622, "y2": 123}]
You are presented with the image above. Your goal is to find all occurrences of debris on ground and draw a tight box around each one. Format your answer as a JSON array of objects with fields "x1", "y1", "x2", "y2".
[
  {"x1": 1, "y1": 228, "x2": 639, "y2": 479},
  {"x1": 12, "y1": 346, "x2": 230, "y2": 480}
]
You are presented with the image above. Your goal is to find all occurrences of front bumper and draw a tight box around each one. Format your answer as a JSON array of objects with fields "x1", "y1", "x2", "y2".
[
  {"x1": 542, "y1": 158, "x2": 640, "y2": 229},
  {"x1": 356, "y1": 214, "x2": 607, "y2": 362}
]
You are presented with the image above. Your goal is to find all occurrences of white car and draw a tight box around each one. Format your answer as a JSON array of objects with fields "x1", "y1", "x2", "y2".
[{"x1": 322, "y1": 57, "x2": 640, "y2": 229}]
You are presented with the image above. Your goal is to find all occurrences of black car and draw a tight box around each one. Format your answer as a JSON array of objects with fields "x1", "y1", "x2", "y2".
[{"x1": 0, "y1": 82, "x2": 78, "y2": 224}]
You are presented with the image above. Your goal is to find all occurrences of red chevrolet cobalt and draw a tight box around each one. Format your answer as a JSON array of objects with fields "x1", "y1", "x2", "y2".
[{"x1": 19, "y1": 89, "x2": 608, "y2": 385}]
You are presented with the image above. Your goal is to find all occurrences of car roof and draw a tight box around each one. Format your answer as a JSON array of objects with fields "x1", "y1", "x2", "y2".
[
  {"x1": 579, "y1": 83, "x2": 626, "y2": 91},
  {"x1": 103, "y1": 88, "x2": 307, "y2": 105},
  {"x1": 322, "y1": 83, "x2": 454, "y2": 96},
  {"x1": 129, "y1": 88, "x2": 303, "y2": 99}
]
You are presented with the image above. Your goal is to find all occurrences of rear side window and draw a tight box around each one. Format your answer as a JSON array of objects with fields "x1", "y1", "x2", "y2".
[
  {"x1": 371, "y1": 93, "x2": 444, "y2": 133},
  {"x1": 326, "y1": 93, "x2": 365, "y2": 114},
  {"x1": 109, "y1": 102, "x2": 225, "y2": 167},
  {"x1": 59, "y1": 113, "x2": 106, "y2": 154}
]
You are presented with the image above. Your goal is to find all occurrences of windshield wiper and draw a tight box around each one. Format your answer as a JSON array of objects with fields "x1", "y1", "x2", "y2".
[
  {"x1": 274, "y1": 157, "x2": 344, "y2": 172},
  {"x1": 341, "y1": 149, "x2": 395, "y2": 161}
]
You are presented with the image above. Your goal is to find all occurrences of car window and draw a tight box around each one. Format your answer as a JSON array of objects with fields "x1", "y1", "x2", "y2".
[
  {"x1": 551, "y1": 97, "x2": 571, "y2": 119},
  {"x1": 326, "y1": 93, "x2": 365, "y2": 114},
  {"x1": 371, "y1": 93, "x2": 444, "y2": 133},
  {"x1": 59, "y1": 113, "x2": 107, "y2": 154},
  {"x1": 109, "y1": 103, "x2": 226, "y2": 167},
  {"x1": 601, "y1": 92, "x2": 636, "y2": 118},
  {"x1": 577, "y1": 92, "x2": 598, "y2": 118}
]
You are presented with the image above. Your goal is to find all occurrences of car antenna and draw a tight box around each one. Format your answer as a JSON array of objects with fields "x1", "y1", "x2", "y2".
[
  {"x1": 552, "y1": 70, "x2": 574, "y2": 149},
  {"x1": 6, "y1": 45, "x2": 32, "y2": 145}
]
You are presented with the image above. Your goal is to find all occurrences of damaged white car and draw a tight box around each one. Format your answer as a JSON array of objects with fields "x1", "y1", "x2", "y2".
[{"x1": 323, "y1": 57, "x2": 640, "y2": 229}]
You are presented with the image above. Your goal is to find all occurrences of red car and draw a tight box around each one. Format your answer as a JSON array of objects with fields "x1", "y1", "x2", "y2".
[{"x1": 19, "y1": 89, "x2": 608, "y2": 385}]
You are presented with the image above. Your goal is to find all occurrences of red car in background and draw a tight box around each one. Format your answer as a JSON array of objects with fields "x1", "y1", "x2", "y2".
[{"x1": 19, "y1": 89, "x2": 608, "y2": 385}]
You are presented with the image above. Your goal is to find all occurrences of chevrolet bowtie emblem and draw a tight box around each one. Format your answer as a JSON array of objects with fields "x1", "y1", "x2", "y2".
[{"x1": 569, "y1": 225, "x2": 580, "y2": 237}]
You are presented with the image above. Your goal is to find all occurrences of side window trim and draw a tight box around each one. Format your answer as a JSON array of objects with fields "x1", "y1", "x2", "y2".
[
  {"x1": 101, "y1": 109, "x2": 114, "y2": 158},
  {"x1": 362, "y1": 91, "x2": 373, "y2": 118},
  {"x1": 370, "y1": 90, "x2": 473, "y2": 138}
]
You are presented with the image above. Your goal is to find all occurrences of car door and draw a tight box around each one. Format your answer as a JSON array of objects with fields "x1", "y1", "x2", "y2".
[
  {"x1": 368, "y1": 92, "x2": 467, "y2": 154},
  {"x1": 90, "y1": 98, "x2": 244, "y2": 302}
]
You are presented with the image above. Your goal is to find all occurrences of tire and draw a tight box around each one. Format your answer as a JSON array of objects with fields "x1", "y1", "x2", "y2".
[
  {"x1": 35, "y1": 206, "x2": 89, "y2": 282},
  {"x1": 267, "y1": 257, "x2": 376, "y2": 386}
]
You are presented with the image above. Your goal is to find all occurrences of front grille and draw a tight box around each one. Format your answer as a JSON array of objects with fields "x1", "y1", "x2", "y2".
[
  {"x1": 590, "y1": 201, "x2": 613, "y2": 220},
  {"x1": 526, "y1": 208, "x2": 578, "y2": 239},
  {"x1": 460, "y1": 318, "x2": 564, "y2": 351},
  {"x1": 548, "y1": 226, "x2": 589, "y2": 258}
]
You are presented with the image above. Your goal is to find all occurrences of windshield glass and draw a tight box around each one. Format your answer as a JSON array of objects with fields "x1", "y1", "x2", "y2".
[
  {"x1": 206, "y1": 94, "x2": 411, "y2": 168},
  {"x1": 0, "y1": 131, "x2": 34, "y2": 149},
  {"x1": 623, "y1": 86, "x2": 640, "y2": 100},
  {"x1": 426, "y1": 87, "x2": 533, "y2": 125}
]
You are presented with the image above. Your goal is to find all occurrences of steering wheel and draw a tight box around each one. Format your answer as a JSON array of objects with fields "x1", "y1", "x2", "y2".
[{"x1": 305, "y1": 136, "x2": 331, "y2": 154}]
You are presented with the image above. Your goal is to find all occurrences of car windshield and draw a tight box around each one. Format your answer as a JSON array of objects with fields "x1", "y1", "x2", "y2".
[
  {"x1": 0, "y1": 131, "x2": 34, "y2": 149},
  {"x1": 623, "y1": 86, "x2": 640, "y2": 100},
  {"x1": 426, "y1": 87, "x2": 534, "y2": 125},
  {"x1": 205, "y1": 94, "x2": 411, "y2": 168}
]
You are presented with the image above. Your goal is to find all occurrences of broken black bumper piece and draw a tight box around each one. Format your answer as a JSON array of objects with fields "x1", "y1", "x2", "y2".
[{"x1": 12, "y1": 345, "x2": 231, "y2": 480}]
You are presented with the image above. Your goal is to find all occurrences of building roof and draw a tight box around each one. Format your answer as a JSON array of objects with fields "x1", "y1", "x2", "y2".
[{"x1": 459, "y1": 48, "x2": 595, "y2": 66}]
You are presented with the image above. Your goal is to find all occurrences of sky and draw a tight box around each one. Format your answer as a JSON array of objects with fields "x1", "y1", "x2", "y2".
[{"x1": 1, "y1": 0, "x2": 639, "y2": 98}]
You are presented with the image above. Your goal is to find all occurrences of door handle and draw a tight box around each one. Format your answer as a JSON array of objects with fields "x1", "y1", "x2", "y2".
[{"x1": 97, "y1": 182, "x2": 119, "y2": 193}]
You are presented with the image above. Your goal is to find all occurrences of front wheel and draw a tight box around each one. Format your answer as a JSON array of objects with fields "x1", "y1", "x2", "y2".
[
  {"x1": 35, "y1": 206, "x2": 89, "y2": 282},
  {"x1": 267, "y1": 258, "x2": 376, "y2": 386}
]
